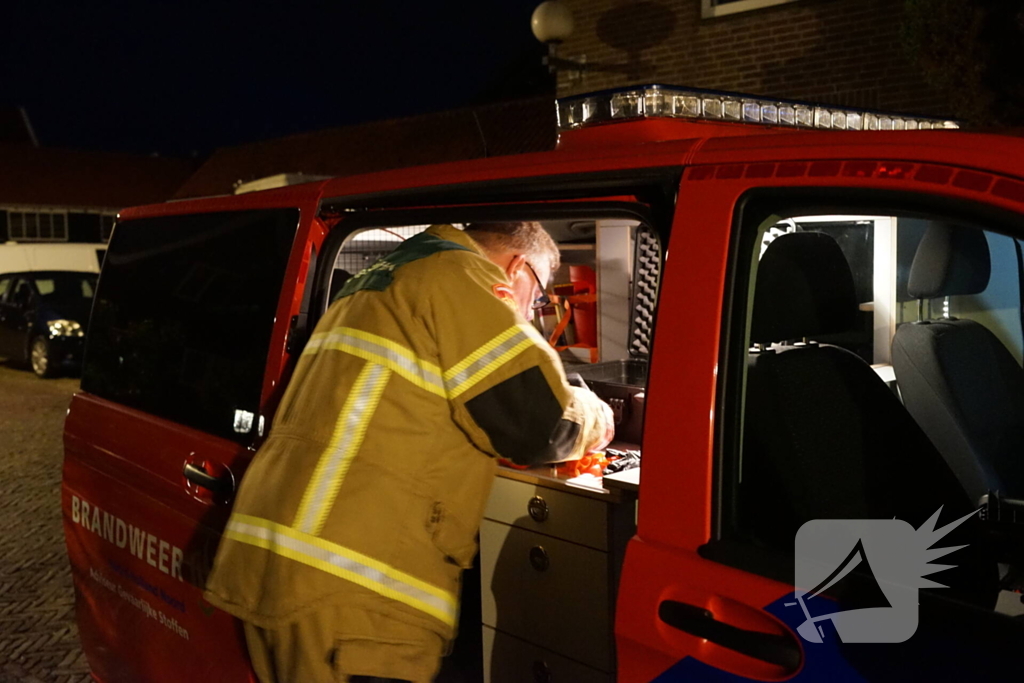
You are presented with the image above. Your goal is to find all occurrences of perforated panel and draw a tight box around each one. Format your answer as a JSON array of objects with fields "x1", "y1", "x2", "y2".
[{"x1": 629, "y1": 227, "x2": 661, "y2": 357}]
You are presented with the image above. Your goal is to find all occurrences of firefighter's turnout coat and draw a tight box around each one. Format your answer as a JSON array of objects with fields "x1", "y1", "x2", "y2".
[{"x1": 205, "y1": 225, "x2": 609, "y2": 667}]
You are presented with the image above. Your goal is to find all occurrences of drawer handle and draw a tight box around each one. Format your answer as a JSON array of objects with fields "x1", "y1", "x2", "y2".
[
  {"x1": 532, "y1": 660, "x2": 551, "y2": 683},
  {"x1": 529, "y1": 546, "x2": 550, "y2": 572},
  {"x1": 527, "y1": 496, "x2": 549, "y2": 523}
]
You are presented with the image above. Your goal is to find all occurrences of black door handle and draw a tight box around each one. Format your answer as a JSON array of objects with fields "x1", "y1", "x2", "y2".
[
  {"x1": 183, "y1": 462, "x2": 234, "y2": 495},
  {"x1": 658, "y1": 600, "x2": 801, "y2": 670}
]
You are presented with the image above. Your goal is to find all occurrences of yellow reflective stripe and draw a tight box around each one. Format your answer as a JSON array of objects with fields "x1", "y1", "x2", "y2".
[
  {"x1": 443, "y1": 326, "x2": 520, "y2": 380},
  {"x1": 444, "y1": 325, "x2": 535, "y2": 399},
  {"x1": 225, "y1": 514, "x2": 456, "y2": 627},
  {"x1": 294, "y1": 362, "x2": 391, "y2": 535},
  {"x1": 309, "y1": 327, "x2": 445, "y2": 397}
]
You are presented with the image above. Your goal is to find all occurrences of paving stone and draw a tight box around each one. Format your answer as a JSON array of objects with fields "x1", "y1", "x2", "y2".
[{"x1": 0, "y1": 365, "x2": 90, "y2": 681}]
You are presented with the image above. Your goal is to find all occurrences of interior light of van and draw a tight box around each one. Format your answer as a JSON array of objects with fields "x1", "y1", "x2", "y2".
[
  {"x1": 47, "y1": 319, "x2": 84, "y2": 337},
  {"x1": 556, "y1": 85, "x2": 959, "y2": 132}
]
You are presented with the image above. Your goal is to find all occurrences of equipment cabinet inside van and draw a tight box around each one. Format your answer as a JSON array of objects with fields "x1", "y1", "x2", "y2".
[{"x1": 63, "y1": 85, "x2": 1024, "y2": 683}]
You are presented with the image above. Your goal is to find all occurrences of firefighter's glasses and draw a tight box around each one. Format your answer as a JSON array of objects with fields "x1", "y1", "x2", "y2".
[{"x1": 525, "y1": 261, "x2": 552, "y2": 311}]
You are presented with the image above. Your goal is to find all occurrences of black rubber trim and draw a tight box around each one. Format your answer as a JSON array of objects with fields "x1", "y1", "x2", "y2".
[{"x1": 319, "y1": 167, "x2": 681, "y2": 215}]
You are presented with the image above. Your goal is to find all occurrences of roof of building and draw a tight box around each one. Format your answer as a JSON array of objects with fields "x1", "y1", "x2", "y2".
[
  {"x1": 174, "y1": 96, "x2": 556, "y2": 199},
  {"x1": 0, "y1": 144, "x2": 196, "y2": 210}
]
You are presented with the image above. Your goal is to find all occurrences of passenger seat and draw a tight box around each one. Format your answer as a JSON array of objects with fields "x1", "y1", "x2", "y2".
[
  {"x1": 741, "y1": 231, "x2": 995, "y2": 606},
  {"x1": 891, "y1": 224, "x2": 1024, "y2": 502}
]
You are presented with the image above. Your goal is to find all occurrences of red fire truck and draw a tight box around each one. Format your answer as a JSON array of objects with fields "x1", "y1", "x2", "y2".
[{"x1": 63, "y1": 85, "x2": 1024, "y2": 682}]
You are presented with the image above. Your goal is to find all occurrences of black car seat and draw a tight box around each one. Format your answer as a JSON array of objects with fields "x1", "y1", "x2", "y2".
[
  {"x1": 740, "y1": 231, "x2": 995, "y2": 606},
  {"x1": 891, "y1": 224, "x2": 1024, "y2": 502}
]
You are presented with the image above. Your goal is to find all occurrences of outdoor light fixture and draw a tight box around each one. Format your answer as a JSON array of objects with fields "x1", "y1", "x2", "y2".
[
  {"x1": 532, "y1": 1, "x2": 585, "y2": 79},
  {"x1": 556, "y1": 84, "x2": 961, "y2": 132},
  {"x1": 531, "y1": 1, "x2": 632, "y2": 81},
  {"x1": 531, "y1": 1, "x2": 574, "y2": 43}
]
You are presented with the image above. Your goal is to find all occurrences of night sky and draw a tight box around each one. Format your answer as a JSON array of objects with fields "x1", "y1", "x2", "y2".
[{"x1": 3, "y1": 1, "x2": 552, "y2": 157}]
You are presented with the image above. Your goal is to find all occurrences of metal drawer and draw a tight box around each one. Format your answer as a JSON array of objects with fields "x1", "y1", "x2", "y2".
[
  {"x1": 482, "y1": 626, "x2": 612, "y2": 683},
  {"x1": 479, "y1": 519, "x2": 611, "y2": 671},
  {"x1": 485, "y1": 475, "x2": 609, "y2": 551}
]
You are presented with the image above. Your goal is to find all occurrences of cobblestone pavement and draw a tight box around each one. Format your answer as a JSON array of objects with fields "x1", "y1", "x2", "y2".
[{"x1": 0, "y1": 363, "x2": 91, "y2": 683}]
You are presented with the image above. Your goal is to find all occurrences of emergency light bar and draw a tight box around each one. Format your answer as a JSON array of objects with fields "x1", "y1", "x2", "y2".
[{"x1": 556, "y1": 84, "x2": 959, "y2": 133}]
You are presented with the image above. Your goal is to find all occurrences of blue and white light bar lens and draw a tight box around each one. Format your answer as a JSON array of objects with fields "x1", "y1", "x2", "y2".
[{"x1": 556, "y1": 85, "x2": 959, "y2": 133}]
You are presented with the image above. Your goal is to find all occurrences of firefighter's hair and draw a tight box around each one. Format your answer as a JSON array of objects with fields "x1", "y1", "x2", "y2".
[{"x1": 464, "y1": 222, "x2": 560, "y2": 274}]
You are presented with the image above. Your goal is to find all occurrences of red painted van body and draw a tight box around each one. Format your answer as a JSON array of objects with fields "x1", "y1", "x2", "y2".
[{"x1": 63, "y1": 108, "x2": 1024, "y2": 682}]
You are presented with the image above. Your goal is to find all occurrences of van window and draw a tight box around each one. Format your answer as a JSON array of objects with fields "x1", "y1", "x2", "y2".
[
  {"x1": 82, "y1": 209, "x2": 299, "y2": 444},
  {"x1": 324, "y1": 219, "x2": 650, "y2": 371},
  {"x1": 321, "y1": 217, "x2": 652, "y2": 447},
  {"x1": 720, "y1": 200, "x2": 1024, "y2": 616}
]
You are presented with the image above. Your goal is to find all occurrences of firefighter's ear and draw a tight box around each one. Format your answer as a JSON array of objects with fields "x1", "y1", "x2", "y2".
[{"x1": 504, "y1": 254, "x2": 528, "y2": 280}]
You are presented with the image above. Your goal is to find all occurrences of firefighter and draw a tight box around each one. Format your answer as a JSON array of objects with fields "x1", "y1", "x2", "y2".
[{"x1": 204, "y1": 222, "x2": 615, "y2": 683}]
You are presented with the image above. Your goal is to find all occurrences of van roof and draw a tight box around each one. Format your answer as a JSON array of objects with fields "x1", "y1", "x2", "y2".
[{"x1": 116, "y1": 126, "x2": 1024, "y2": 222}]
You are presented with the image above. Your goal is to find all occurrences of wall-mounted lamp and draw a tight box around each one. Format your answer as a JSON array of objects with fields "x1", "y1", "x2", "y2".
[
  {"x1": 531, "y1": 1, "x2": 586, "y2": 80},
  {"x1": 531, "y1": 1, "x2": 636, "y2": 83}
]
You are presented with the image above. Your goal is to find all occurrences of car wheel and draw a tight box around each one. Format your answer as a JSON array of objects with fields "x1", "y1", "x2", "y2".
[{"x1": 30, "y1": 336, "x2": 58, "y2": 378}]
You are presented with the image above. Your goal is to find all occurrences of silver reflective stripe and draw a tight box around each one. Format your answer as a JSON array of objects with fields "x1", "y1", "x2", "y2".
[
  {"x1": 227, "y1": 518, "x2": 456, "y2": 625},
  {"x1": 294, "y1": 363, "x2": 390, "y2": 535},
  {"x1": 304, "y1": 332, "x2": 327, "y2": 353},
  {"x1": 444, "y1": 328, "x2": 532, "y2": 397},
  {"x1": 317, "y1": 329, "x2": 445, "y2": 396}
]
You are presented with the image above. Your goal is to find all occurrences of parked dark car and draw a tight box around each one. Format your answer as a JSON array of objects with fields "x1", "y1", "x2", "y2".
[{"x1": 0, "y1": 270, "x2": 97, "y2": 377}]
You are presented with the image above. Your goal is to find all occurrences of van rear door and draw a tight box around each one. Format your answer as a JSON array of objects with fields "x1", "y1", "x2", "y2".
[{"x1": 62, "y1": 194, "x2": 324, "y2": 683}]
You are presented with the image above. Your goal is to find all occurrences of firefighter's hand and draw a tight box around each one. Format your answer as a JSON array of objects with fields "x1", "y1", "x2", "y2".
[
  {"x1": 565, "y1": 387, "x2": 616, "y2": 460},
  {"x1": 575, "y1": 388, "x2": 614, "y2": 453},
  {"x1": 591, "y1": 399, "x2": 615, "y2": 453}
]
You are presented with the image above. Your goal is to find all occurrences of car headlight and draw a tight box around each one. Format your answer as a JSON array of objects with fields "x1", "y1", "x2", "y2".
[{"x1": 47, "y1": 319, "x2": 85, "y2": 337}]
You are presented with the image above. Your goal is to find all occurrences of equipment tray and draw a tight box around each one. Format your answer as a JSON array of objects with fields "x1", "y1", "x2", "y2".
[{"x1": 571, "y1": 359, "x2": 648, "y2": 389}]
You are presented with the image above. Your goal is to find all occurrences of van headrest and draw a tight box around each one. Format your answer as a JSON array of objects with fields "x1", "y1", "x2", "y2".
[
  {"x1": 751, "y1": 232, "x2": 858, "y2": 344},
  {"x1": 907, "y1": 224, "x2": 990, "y2": 299}
]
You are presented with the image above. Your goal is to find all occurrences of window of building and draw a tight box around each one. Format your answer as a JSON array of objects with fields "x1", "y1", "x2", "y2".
[
  {"x1": 82, "y1": 209, "x2": 299, "y2": 444},
  {"x1": 701, "y1": 0, "x2": 802, "y2": 19},
  {"x1": 7, "y1": 211, "x2": 69, "y2": 242}
]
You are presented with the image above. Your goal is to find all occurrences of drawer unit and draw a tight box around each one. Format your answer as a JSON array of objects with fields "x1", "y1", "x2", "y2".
[
  {"x1": 484, "y1": 475, "x2": 609, "y2": 550},
  {"x1": 479, "y1": 519, "x2": 611, "y2": 671},
  {"x1": 482, "y1": 626, "x2": 611, "y2": 683}
]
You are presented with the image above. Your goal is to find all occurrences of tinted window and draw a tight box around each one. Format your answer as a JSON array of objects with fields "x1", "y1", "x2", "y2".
[
  {"x1": 0, "y1": 277, "x2": 10, "y2": 301},
  {"x1": 83, "y1": 209, "x2": 298, "y2": 443}
]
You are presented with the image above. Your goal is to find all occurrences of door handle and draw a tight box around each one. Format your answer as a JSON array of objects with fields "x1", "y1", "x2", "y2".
[
  {"x1": 658, "y1": 600, "x2": 801, "y2": 670},
  {"x1": 183, "y1": 462, "x2": 234, "y2": 495}
]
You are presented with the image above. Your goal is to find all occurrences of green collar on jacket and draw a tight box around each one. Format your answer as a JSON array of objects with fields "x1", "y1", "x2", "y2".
[{"x1": 334, "y1": 225, "x2": 487, "y2": 301}]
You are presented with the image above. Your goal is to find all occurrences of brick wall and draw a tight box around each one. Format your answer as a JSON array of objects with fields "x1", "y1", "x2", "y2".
[{"x1": 556, "y1": 0, "x2": 949, "y2": 116}]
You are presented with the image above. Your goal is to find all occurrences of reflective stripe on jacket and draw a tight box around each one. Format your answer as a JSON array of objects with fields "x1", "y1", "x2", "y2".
[{"x1": 204, "y1": 225, "x2": 608, "y2": 643}]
